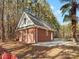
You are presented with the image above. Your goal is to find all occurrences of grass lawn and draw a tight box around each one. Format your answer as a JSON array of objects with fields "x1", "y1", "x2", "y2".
[{"x1": 0, "y1": 41, "x2": 79, "y2": 59}]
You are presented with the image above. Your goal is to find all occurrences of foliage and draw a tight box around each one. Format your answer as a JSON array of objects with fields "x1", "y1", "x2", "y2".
[{"x1": 60, "y1": 0, "x2": 79, "y2": 42}]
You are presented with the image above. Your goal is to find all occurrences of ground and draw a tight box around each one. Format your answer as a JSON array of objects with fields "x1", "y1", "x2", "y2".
[{"x1": 0, "y1": 40, "x2": 79, "y2": 59}]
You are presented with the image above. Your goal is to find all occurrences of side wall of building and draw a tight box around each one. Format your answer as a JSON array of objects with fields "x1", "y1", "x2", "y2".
[{"x1": 37, "y1": 28, "x2": 53, "y2": 42}]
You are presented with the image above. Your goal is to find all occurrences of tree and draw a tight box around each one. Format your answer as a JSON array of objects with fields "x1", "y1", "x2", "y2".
[
  {"x1": 60, "y1": 0, "x2": 79, "y2": 42},
  {"x1": 1, "y1": 0, "x2": 5, "y2": 42}
]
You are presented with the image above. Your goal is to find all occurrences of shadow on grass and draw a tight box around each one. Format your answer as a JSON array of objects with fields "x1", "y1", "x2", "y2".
[
  {"x1": 6, "y1": 44, "x2": 31, "y2": 52},
  {"x1": 7, "y1": 45, "x2": 26, "y2": 52},
  {"x1": 14, "y1": 46, "x2": 68, "y2": 59},
  {"x1": 1, "y1": 43, "x2": 79, "y2": 59},
  {"x1": 28, "y1": 45, "x2": 79, "y2": 59},
  {"x1": 13, "y1": 45, "x2": 34, "y2": 59}
]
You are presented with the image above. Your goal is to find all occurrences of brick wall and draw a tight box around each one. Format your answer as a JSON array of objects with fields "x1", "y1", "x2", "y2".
[
  {"x1": 18, "y1": 28, "x2": 36, "y2": 43},
  {"x1": 38, "y1": 28, "x2": 52, "y2": 42}
]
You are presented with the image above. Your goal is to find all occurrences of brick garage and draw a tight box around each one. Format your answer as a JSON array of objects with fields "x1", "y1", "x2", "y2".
[
  {"x1": 17, "y1": 27, "x2": 53, "y2": 43},
  {"x1": 16, "y1": 11, "x2": 54, "y2": 44}
]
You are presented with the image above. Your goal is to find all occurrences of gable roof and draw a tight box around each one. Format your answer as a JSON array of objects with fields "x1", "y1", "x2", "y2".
[{"x1": 17, "y1": 11, "x2": 54, "y2": 31}]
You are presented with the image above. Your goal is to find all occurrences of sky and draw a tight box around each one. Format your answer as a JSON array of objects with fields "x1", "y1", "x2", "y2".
[
  {"x1": 47, "y1": 0, "x2": 64, "y2": 25},
  {"x1": 47, "y1": 0, "x2": 79, "y2": 25}
]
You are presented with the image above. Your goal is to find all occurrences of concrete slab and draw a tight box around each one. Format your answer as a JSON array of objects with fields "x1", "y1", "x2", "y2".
[{"x1": 32, "y1": 40, "x2": 79, "y2": 47}]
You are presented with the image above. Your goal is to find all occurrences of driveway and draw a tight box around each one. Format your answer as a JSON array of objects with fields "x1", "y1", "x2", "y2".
[{"x1": 33, "y1": 40, "x2": 78, "y2": 47}]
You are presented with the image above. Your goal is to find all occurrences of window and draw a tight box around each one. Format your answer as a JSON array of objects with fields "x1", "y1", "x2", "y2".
[{"x1": 24, "y1": 18, "x2": 26, "y2": 24}]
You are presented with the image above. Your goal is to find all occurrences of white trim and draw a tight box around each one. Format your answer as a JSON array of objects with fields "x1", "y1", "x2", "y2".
[
  {"x1": 16, "y1": 25, "x2": 54, "y2": 32},
  {"x1": 17, "y1": 12, "x2": 25, "y2": 27},
  {"x1": 17, "y1": 25, "x2": 35, "y2": 31},
  {"x1": 17, "y1": 12, "x2": 34, "y2": 28}
]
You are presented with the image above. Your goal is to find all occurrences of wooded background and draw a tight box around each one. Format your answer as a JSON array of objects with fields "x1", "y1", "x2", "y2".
[{"x1": 0, "y1": 0, "x2": 60, "y2": 41}]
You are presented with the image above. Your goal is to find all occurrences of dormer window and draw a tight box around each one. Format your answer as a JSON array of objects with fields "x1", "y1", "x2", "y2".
[{"x1": 24, "y1": 18, "x2": 26, "y2": 24}]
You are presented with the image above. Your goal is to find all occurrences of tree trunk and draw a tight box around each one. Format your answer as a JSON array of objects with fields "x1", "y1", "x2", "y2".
[
  {"x1": 1, "y1": 0, "x2": 5, "y2": 42},
  {"x1": 70, "y1": 1, "x2": 77, "y2": 42},
  {"x1": 72, "y1": 20, "x2": 77, "y2": 42}
]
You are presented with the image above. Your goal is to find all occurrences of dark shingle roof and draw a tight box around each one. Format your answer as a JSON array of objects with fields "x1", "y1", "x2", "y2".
[{"x1": 25, "y1": 11, "x2": 53, "y2": 30}]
